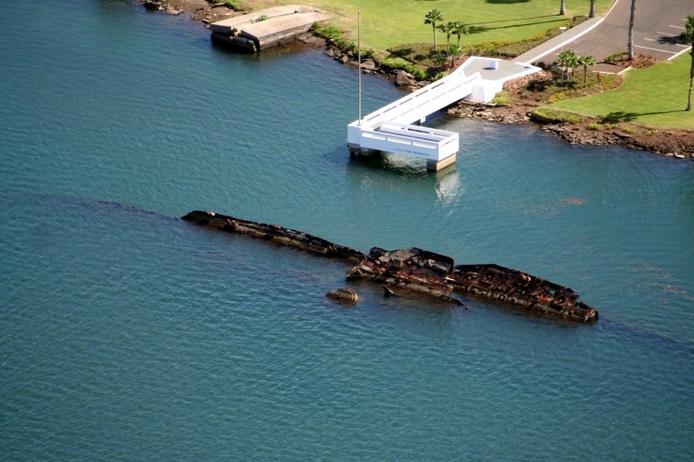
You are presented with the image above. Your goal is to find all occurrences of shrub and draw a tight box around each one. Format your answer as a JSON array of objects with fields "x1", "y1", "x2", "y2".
[
  {"x1": 605, "y1": 51, "x2": 628, "y2": 64},
  {"x1": 379, "y1": 57, "x2": 428, "y2": 80},
  {"x1": 491, "y1": 91, "x2": 510, "y2": 106},
  {"x1": 222, "y1": 0, "x2": 242, "y2": 11},
  {"x1": 531, "y1": 107, "x2": 583, "y2": 124},
  {"x1": 587, "y1": 122, "x2": 602, "y2": 130}
]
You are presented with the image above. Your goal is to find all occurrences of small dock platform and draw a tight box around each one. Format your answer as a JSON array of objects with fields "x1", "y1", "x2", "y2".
[
  {"x1": 210, "y1": 5, "x2": 330, "y2": 52},
  {"x1": 348, "y1": 57, "x2": 540, "y2": 171}
]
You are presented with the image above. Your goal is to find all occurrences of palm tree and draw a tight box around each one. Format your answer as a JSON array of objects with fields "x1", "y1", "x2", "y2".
[
  {"x1": 447, "y1": 44, "x2": 463, "y2": 69},
  {"x1": 578, "y1": 55, "x2": 596, "y2": 84},
  {"x1": 557, "y1": 49, "x2": 578, "y2": 79},
  {"x1": 437, "y1": 21, "x2": 455, "y2": 49},
  {"x1": 627, "y1": 0, "x2": 636, "y2": 61},
  {"x1": 559, "y1": 0, "x2": 566, "y2": 16},
  {"x1": 424, "y1": 9, "x2": 444, "y2": 51},
  {"x1": 589, "y1": 0, "x2": 596, "y2": 18},
  {"x1": 684, "y1": 16, "x2": 694, "y2": 111},
  {"x1": 452, "y1": 21, "x2": 472, "y2": 46}
]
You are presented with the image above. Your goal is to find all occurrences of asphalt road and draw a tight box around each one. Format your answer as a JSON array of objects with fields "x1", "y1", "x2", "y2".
[{"x1": 533, "y1": 0, "x2": 692, "y2": 63}]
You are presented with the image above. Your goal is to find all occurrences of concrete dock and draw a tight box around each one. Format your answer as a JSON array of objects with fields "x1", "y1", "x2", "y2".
[
  {"x1": 348, "y1": 57, "x2": 540, "y2": 171},
  {"x1": 210, "y1": 5, "x2": 330, "y2": 52}
]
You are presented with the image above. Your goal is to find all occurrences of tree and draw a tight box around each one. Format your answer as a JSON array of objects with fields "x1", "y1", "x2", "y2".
[
  {"x1": 451, "y1": 21, "x2": 472, "y2": 46},
  {"x1": 556, "y1": 49, "x2": 578, "y2": 79},
  {"x1": 437, "y1": 21, "x2": 456, "y2": 49},
  {"x1": 447, "y1": 44, "x2": 463, "y2": 69},
  {"x1": 589, "y1": 0, "x2": 596, "y2": 18},
  {"x1": 684, "y1": 16, "x2": 694, "y2": 111},
  {"x1": 424, "y1": 9, "x2": 444, "y2": 51},
  {"x1": 577, "y1": 55, "x2": 596, "y2": 84},
  {"x1": 627, "y1": 0, "x2": 636, "y2": 61},
  {"x1": 559, "y1": 0, "x2": 566, "y2": 16}
]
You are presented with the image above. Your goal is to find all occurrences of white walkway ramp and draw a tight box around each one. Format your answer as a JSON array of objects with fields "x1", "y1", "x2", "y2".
[{"x1": 347, "y1": 57, "x2": 540, "y2": 171}]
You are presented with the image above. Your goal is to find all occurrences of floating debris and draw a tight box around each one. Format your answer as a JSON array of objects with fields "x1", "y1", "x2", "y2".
[
  {"x1": 326, "y1": 288, "x2": 359, "y2": 304},
  {"x1": 182, "y1": 210, "x2": 598, "y2": 322}
]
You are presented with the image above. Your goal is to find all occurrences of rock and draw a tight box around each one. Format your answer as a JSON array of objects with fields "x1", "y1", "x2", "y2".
[
  {"x1": 340, "y1": 55, "x2": 349, "y2": 64},
  {"x1": 395, "y1": 71, "x2": 415, "y2": 87},
  {"x1": 142, "y1": 0, "x2": 161, "y2": 11},
  {"x1": 674, "y1": 153, "x2": 685, "y2": 159},
  {"x1": 326, "y1": 48, "x2": 335, "y2": 57},
  {"x1": 326, "y1": 288, "x2": 359, "y2": 304},
  {"x1": 361, "y1": 59, "x2": 377, "y2": 72}
]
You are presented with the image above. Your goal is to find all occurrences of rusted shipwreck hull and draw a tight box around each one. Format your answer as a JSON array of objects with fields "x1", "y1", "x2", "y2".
[
  {"x1": 182, "y1": 210, "x2": 598, "y2": 322},
  {"x1": 182, "y1": 210, "x2": 364, "y2": 264},
  {"x1": 347, "y1": 248, "x2": 597, "y2": 322}
]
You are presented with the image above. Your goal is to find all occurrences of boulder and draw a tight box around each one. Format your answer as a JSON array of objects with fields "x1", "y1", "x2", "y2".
[
  {"x1": 395, "y1": 71, "x2": 415, "y2": 87},
  {"x1": 361, "y1": 59, "x2": 377, "y2": 72}
]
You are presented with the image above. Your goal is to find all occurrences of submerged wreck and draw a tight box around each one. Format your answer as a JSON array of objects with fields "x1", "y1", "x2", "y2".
[{"x1": 182, "y1": 210, "x2": 598, "y2": 323}]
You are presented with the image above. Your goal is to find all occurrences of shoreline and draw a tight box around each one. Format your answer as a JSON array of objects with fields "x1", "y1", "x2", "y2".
[{"x1": 140, "y1": 0, "x2": 693, "y2": 160}]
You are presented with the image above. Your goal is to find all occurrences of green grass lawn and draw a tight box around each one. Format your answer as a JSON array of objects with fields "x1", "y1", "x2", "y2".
[
  {"x1": 550, "y1": 55, "x2": 694, "y2": 129},
  {"x1": 247, "y1": 0, "x2": 612, "y2": 51}
]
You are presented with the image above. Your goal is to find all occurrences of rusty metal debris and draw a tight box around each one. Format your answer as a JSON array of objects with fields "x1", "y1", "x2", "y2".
[
  {"x1": 326, "y1": 288, "x2": 359, "y2": 304},
  {"x1": 182, "y1": 210, "x2": 364, "y2": 264},
  {"x1": 182, "y1": 210, "x2": 598, "y2": 323}
]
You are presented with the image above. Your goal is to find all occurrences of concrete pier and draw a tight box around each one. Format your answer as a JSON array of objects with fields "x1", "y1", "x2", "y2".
[
  {"x1": 347, "y1": 57, "x2": 541, "y2": 172},
  {"x1": 210, "y1": 5, "x2": 330, "y2": 52}
]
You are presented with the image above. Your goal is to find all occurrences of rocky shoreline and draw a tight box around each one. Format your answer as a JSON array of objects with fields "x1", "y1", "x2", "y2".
[
  {"x1": 448, "y1": 101, "x2": 694, "y2": 159},
  {"x1": 139, "y1": 0, "x2": 693, "y2": 160}
]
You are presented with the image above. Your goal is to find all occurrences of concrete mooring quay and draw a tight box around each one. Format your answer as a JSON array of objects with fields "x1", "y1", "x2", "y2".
[
  {"x1": 182, "y1": 210, "x2": 598, "y2": 322},
  {"x1": 210, "y1": 5, "x2": 330, "y2": 52}
]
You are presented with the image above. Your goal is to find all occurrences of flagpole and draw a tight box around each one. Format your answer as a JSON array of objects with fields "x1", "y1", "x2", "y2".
[{"x1": 357, "y1": 9, "x2": 362, "y2": 125}]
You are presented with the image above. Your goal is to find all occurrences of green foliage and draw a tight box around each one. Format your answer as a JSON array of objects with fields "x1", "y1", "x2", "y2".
[
  {"x1": 551, "y1": 55, "x2": 694, "y2": 129},
  {"x1": 531, "y1": 107, "x2": 583, "y2": 124},
  {"x1": 556, "y1": 49, "x2": 578, "y2": 79},
  {"x1": 311, "y1": 23, "x2": 342, "y2": 41},
  {"x1": 311, "y1": 23, "x2": 376, "y2": 62},
  {"x1": 222, "y1": 0, "x2": 242, "y2": 11},
  {"x1": 605, "y1": 51, "x2": 628, "y2": 65},
  {"x1": 424, "y1": 8, "x2": 444, "y2": 50},
  {"x1": 276, "y1": 0, "x2": 615, "y2": 52},
  {"x1": 379, "y1": 57, "x2": 428, "y2": 80},
  {"x1": 491, "y1": 91, "x2": 510, "y2": 106},
  {"x1": 587, "y1": 122, "x2": 603, "y2": 130},
  {"x1": 255, "y1": 14, "x2": 268, "y2": 22}
]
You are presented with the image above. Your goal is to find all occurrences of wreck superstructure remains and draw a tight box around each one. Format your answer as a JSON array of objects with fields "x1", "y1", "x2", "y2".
[{"x1": 182, "y1": 210, "x2": 598, "y2": 323}]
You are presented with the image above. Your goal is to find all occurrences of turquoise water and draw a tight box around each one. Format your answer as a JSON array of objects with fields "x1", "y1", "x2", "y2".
[{"x1": 1, "y1": 1, "x2": 693, "y2": 460}]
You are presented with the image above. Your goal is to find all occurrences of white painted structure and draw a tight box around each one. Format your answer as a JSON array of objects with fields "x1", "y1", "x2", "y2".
[{"x1": 347, "y1": 57, "x2": 540, "y2": 170}]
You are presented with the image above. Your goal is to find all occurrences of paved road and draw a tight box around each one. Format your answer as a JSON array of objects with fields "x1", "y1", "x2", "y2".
[{"x1": 518, "y1": 0, "x2": 692, "y2": 65}]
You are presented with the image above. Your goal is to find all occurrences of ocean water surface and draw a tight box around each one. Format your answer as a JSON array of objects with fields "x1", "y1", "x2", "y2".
[{"x1": 1, "y1": 0, "x2": 693, "y2": 460}]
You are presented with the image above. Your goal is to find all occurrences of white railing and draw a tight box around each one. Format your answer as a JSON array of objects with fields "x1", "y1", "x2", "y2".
[{"x1": 362, "y1": 71, "x2": 481, "y2": 126}]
